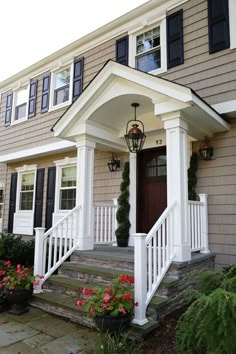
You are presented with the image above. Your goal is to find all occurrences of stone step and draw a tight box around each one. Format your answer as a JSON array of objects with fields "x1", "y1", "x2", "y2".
[{"x1": 31, "y1": 291, "x2": 159, "y2": 339}]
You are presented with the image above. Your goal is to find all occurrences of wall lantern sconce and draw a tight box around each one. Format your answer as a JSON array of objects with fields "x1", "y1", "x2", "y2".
[
  {"x1": 107, "y1": 153, "x2": 121, "y2": 172},
  {"x1": 199, "y1": 136, "x2": 213, "y2": 161},
  {"x1": 124, "y1": 103, "x2": 146, "y2": 153}
]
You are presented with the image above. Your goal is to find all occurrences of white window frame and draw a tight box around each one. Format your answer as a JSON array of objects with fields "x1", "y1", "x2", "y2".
[
  {"x1": 54, "y1": 157, "x2": 77, "y2": 213},
  {"x1": 129, "y1": 17, "x2": 167, "y2": 75},
  {"x1": 229, "y1": 0, "x2": 236, "y2": 49},
  {"x1": 49, "y1": 62, "x2": 74, "y2": 111},
  {"x1": 11, "y1": 85, "x2": 29, "y2": 125},
  {"x1": 15, "y1": 165, "x2": 37, "y2": 213}
]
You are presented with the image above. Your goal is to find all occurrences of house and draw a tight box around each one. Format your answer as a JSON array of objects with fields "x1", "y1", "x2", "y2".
[{"x1": 0, "y1": 0, "x2": 236, "y2": 325}]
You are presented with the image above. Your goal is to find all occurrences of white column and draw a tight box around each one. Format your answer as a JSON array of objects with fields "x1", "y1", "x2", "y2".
[
  {"x1": 161, "y1": 112, "x2": 191, "y2": 262},
  {"x1": 76, "y1": 139, "x2": 96, "y2": 250},
  {"x1": 34, "y1": 227, "x2": 46, "y2": 293},
  {"x1": 129, "y1": 153, "x2": 137, "y2": 247},
  {"x1": 132, "y1": 233, "x2": 148, "y2": 326},
  {"x1": 199, "y1": 193, "x2": 210, "y2": 254}
]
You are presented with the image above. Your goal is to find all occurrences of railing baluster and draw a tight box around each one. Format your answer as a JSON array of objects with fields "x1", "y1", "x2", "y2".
[
  {"x1": 158, "y1": 228, "x2": 161, "y2": 277},
  {"x1": 108, "y1": 206, "x2": 111, "y2": 242},
  {"x1": 153, "y1": 233, "x2": 157, "y2": 283},
  {"x1": 104, "y1": 207, "x2": 107, "y2": 243},
  {"x1": 53, "y1": 227, "x2": 58, "y2": 267},
  {"x1": 162, "y1": 222, "x2": 166, "y2": 268},
  {"x1": 148, "y1": 243, "x2": 152, "y2": 293},
  {"x1": 48, "y1": 234, "x2": 53, "y2": 272},
  {"x1": 64, "y1": 217, "x2": 68, "y2": 257},
  {"x1": 59, "y1": 223, "x2": 63, "y2": 260},
  {"x1": 101, "y1": 207, "x2": 104, "y2": 243}
]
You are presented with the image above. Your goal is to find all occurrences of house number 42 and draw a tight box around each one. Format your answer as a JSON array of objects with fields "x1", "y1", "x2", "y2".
[{"x1": 156, "y1": 139, "x2": 162, "y2": 145}]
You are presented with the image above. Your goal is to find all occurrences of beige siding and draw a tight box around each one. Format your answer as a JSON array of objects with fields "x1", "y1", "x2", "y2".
[
  {"x1": 193, "y1": 119, "x2": 236, "y2": 267},
  {"x1": 163, "y1": 0, "x2": 236, "y2": 106},
  {"x1": 2, "y1": 149, "x2": 127, "y2": 232}
]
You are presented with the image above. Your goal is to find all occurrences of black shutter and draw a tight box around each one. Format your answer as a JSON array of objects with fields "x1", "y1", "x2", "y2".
[
  {"x1": 5, "y1": 93, "x2": 13, "y2": 127},
  {"x1": 208, "y1": 0, "x2": 230, "y2": 53},
  {"x1": 8, "y1": 173, "x2": 17, "y2": 233},
  {"x1": 28, "y1": 79, "x2": 38, "y2": 118},
  {"x1": 116, "y1": 36, "x2": 129, "y2": 65},
  {"x1": 41, "y1": 74, "x2": 51, "y2": 112},
  {"x1": 73, "y1": 57, "x2": 84, "y2": 101},
  {"x1": 34, "y1": 169, "x2": 45, "y2": 228},
  {"x1": 167, "y1": 10, "x2": 184, "y2": 69},
  {"x1": 45, "y1": 166, "x2": 56, "y2": 230}
]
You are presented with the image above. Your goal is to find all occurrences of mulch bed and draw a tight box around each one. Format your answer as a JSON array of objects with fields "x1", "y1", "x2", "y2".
[{"x1": 140, "y1": 308, "x2": 186, "y2": 354}]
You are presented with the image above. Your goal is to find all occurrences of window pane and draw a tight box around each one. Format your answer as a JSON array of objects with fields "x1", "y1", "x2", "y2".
[
  {"x1": 54, "y1": 86, "x2": 69, "y2": 105},
  {"x1": 61, "y1": 166, "x2": 76, "y2": 188},
  {"x1": 16, "y1": 88, "x2": 28, "y2": 105},
  {"x1": 20, "y1": 192, "x2": 33, "y2": 210},
  {"x1": 15, "y1": 103, "x2": 27, "y2": 120},
  {"x1": 55, "y1": 69, "x2": 70, "y2": 89},
  {"x1": 136, "y1": 26, "x2": 160, "y2": 55},
  {"x1": 60, "y1": 189, "x2": 76, "y2": 210},
  {"x1": 21, "y1": 173, "x2": 35, "y2": 191},
  {"x1": 136, "y1": 49, "x2": 161, "y2": 72}
]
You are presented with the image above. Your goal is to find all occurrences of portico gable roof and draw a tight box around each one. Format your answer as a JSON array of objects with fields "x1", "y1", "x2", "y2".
[{"x1": 53, "y1": 60, "x2": 229, "y2": 144}]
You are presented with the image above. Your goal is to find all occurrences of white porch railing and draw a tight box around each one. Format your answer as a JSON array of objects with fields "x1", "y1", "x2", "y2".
[
  {"x1": 34, "y1": 205, "x2": 81, "y2": 292},
  {"x1": 94, "y1": 199, "x2": 117, "y2": 244},
  {"x1": 188, "y1": 194, "x2": 209, "y2": 253},
  {"x1": 133, "y1": 201, "x2": 177, "y2": 326}
]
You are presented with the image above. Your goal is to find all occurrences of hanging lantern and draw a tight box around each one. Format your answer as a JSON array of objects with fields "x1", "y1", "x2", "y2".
[
  {"x1": 107, "y1": 153, "x2": 120, "y2": 172},
  {"x1": 124, "y1": 103, "x2": 146, "y2": 153},
  {"x1": 199, "y1": 136, "x2": 213, "y2": 160}
]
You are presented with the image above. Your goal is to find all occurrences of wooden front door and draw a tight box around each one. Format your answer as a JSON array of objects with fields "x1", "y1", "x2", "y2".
[{"x1": 137, "y1": 147, "x2": 167, "y2": 233}]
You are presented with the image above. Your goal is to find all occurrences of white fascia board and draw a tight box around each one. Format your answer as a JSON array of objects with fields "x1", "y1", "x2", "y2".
[
  {"x1": 0, "y1": 140, "x2": 76, "y2": 163},
  {"x1": 191, "y1": 94, "x2": 230, "y2": 131},
  {"x1": 212, "y1": 100, "x2": 236, "y2": 115}
]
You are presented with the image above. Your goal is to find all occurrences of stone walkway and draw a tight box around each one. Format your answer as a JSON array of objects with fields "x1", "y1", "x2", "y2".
[{"x1": 0, "y1": 307, "x2": 99, "y2": 354}]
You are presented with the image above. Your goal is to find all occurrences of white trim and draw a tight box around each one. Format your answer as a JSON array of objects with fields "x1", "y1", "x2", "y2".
[
  {"x1": 0, "y1": 140, "x2": 76, "y2": 163},
  {"x1": 16, "y1": 164, "x2": 37, "y2": 173},
  {"x1": 229, "y1": 0, "x2": 236, "y2": 49},
  {"x1": 212, "y1": 99, "x2": 236, "y2": 115},
  {"x1": 0, "y1": 0, "x2": 189, "y2": 91}
]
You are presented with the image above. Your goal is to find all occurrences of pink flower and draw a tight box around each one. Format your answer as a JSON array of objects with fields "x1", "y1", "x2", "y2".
[
  {"x1": 34, "y1": 280, "x2": 40, "y2": 286},
  {"x1": 119, "y1": 307, "x2": 126, "y2": 314},
  {"x1": 82, "y1": 287, "x2": 87, "y2": 295},
  {"x1": 125, "y1": 293, "x2": 131, "y2": 301},
  {"x1": 0, "y1": 269, "x2": 5, "y2": 276},
  {"x1": 17, "y1": 269, "x2": 21, "y2": 273},
  {"x1": 104, "y1": 293, "x2": 110, "y2": 303},
  {"x1": 17, "y1": 264, "x2": 21, "y2": 269},
  {"x1": 4, "y1": 260, "x2": 11, "y2": 266},
  {"x1": 39, "y1": 275, "x2": 44, "y2": 279},
  {"x1": 89, "y1": 307, "x2": 95, "y2": 314},
  {"x1": 2, "y1": 277, "x2": 9, "y2": 282},
  {"x1": 134, "y1": 302, "x2": 139, "y2": 307},
  {"x1": 76, "y1": 300, "x2": 84, "y2": 307},
  {"x1": 0, "y1": 284, "x2": 3, "y2": 288}
]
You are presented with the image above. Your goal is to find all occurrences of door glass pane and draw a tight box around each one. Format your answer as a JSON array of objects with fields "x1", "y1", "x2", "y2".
[{"x1": 146, "y1": 154, "x2": 166, "y2": 177}]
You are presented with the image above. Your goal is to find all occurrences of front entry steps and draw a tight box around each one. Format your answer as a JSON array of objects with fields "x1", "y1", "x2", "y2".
[{"x1": 31, "y1": 246, "x2": 215, "y2": 338}]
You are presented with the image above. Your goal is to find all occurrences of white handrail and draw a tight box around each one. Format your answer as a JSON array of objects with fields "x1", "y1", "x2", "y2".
[
  {"x1": 133, "y1": 201, "x2": 177, "y2": 326},
  {"x1": 34, "y1": 205, "x2": 81, "y2": 292}
]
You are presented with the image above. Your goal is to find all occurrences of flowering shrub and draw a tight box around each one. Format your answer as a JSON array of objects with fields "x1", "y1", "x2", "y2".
[
  {"x1": 76, "y1": 274, "x2": 138, "y2": 317},
  {"x1": 0, "y1": 260, "x2": 43, "y2": 290}
]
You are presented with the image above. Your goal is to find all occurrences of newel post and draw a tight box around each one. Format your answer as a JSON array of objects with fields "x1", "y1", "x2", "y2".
[
  {"x1": 199, "y1": 194, "x2": 210, "y2": 253},
  {"x1": 132, "y1": 233, "x2": 148, "y2": 326},
  {"x1": 34, "y1": 227, "x2": 46, "y2": 293}
]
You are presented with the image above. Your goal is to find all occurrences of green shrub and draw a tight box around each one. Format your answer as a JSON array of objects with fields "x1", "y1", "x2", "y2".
[
  {"x1": 0, "y1": 233, "x2": 34, "y2": 266},
  {"x1": 191, "y1": 270, "x2": 224, "y2": 296},
  {"x1": 176, "y1": 288, "x2": 236, "y2": 354},
  {"x1": 95, "y1": 331, "x2": 141, "y2": 354},
  {"x1": 223, "y1": 263, "x2": 236, "y2": 279}
]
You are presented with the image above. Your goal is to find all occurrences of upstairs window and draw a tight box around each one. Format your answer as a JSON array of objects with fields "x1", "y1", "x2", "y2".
[
  {"x1": 14, "y1": 87, "x2": 28, "y2": 121},
  {"x1": 54, "y1": 68, "x2": 70, "y2": 106},
  {"x1": 59, "y1": 166, "x2": 77, "y2": 210},
  {"x1": 136, "y1": 26, "x2": 161, "y2": 73},
  {"x1": 19, "y1": 172, "x2": 35, "y2": 210}
]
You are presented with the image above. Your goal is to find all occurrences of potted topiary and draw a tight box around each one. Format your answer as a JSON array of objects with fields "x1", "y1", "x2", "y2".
[{"x1": 115, "y1": 162, "x2": 131, "y2": 247}]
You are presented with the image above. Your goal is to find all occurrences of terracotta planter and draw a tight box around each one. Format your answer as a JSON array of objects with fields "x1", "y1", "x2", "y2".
[
  {"x1": 95, "y1": 313, "x2": 131, "y2": 333},
  {"x1": 6, "y1": 288, "x2": 33, "y2": 315}
]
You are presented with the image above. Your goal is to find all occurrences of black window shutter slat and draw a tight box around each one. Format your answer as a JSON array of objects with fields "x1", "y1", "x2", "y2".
[
  {"x1": 45, "y1": 166, "x2": 56, "y2": 230},
  {"x1": 5, "y1": 93, "x2": 13, "y2": 127},
  {"x1": 208, "y1": 0, "x2": 230, "y2": 53},
  {"x1": 116, "y1": 36, "x2": 129, "y2": 66},
  {"x1": 41, "y1": 74, "x2": 51, "y2": 113},
  {"x1": 73, "y1": 57, "x2": 84, "y2": 100},
  {"x1": 28, "y1": 79, "x2": 38, "y2": 118},
  {"x1": 8, "y1": 173, "x2": 17, "y2": 233},
  {"x1": 167, "y1": 10, "x2": 184, "y2": 69},
  {"x1": 34, "y1": 168, "x2": 45, "y2": 228}
]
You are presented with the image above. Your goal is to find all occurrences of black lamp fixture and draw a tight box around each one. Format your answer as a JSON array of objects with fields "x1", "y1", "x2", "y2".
[
  {"x1": 107, "y1": 153, "x2": 121, "y2": 172},
  {"x1": 199, "y1": 136, "x2": 213, "y2": 161},
  {"x1": 124, "y1": 103, "x2": 146, "y2": 153}
]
